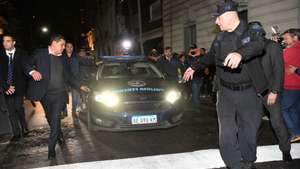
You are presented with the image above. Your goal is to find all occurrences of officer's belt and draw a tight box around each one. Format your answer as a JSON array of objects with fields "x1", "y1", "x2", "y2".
[{"x1": 220, "y1": 79, "x2": 252, "y2": 91}]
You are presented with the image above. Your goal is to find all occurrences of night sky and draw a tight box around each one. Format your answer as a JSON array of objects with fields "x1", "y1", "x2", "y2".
[{"x1": 8, "y1": 0, "x2": 83, "y2": 49}]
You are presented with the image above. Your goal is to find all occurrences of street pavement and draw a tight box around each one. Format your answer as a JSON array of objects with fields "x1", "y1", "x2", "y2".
[{"x1": 0, "y1": 97, "x2": 299, "y2": 169}]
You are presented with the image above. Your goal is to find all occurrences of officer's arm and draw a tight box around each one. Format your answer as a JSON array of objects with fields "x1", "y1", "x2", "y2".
[
  {"x1": 190, "y1": 40, "x2": 216, "y2": 71},
  {"x1": 269, "y1": 42, "x2": 284, "y2": 93},
  {"x1": 235, "y1": 38, "x2": 265, "y2": 61}
]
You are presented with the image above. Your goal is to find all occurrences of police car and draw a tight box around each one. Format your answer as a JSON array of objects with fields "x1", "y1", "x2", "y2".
[{"x1": 87, "y1": 55, "x2": 184, "y2": 131}]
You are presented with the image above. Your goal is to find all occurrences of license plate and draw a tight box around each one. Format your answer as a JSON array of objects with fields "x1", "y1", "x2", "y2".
[{"x1": 131, "y1": 115, "x2": 157, "y2": 125}]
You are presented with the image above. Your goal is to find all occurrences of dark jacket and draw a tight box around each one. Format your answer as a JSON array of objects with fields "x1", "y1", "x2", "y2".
[
  {"x1": 261, "y1": 39, "x2": 284, "y2": 93},
  {"x1": 78, "y1": 56, "x2": 97, "y2": 80},
  {"x1": 187, "y1": 55, "x2": 205, "y2": 81},
  {"x1": 62, "y1": 53, "x2": 80, "y2": 78},
  {"x1": 157, "y1": 56, "x2": 182, "y2": 80},
  {"x1": 191, "y1": 21, "x2": 268, "y2": 94},
  {"x1": 24, "y1": 49, "x2": 81, "y2": 101},
  {"x1": 0, "y1": 49, "x2": 28, "y2": 96}
]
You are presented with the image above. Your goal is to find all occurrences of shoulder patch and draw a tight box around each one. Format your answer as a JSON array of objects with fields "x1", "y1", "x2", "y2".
[{"x1": 241, "y1": 36, "x2": 251, "y2": 45}]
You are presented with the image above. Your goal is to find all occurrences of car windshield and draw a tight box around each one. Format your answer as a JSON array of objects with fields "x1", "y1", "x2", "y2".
[{"x1": 98, "y1": 62, "x2": 164, "y2": 79}]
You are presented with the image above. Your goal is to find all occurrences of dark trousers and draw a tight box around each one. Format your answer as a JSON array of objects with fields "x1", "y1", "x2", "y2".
[
  {"x1": 41, "y1": 92, "x2": 66, "y2": 153},
  {"x1": 202, "y1": 76, "x2": 213, "y2": 96},
  {"x1": 71, "y1": 88, "x2": 81, "y2": 113},
  {"x1": 217, "y1": 86, "x2": 262, "y2": 169},
  {"x1": 281, "y1": 89, "x2": 300, "y2": 136},
  {"x1": 5, "y1": 95, "x2": 27, "y2": 136},
  {"x1": 191, "y1": 79, "x2": 203, "y2": 106},
  {"x1": 263, "y1": 94, "x2": 291, "y2": 153}
]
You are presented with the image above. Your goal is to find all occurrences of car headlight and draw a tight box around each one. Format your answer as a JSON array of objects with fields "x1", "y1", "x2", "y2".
[
  {"x1": 165, "y1": 90, "x2": 181, "y2": 104},
  {"x1": 94, "y1": 91, "x2": 119, "y2": 107}
]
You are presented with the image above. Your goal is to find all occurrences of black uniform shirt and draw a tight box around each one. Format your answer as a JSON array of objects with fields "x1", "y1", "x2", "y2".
[
  {"x1": 217, "y1": 21, "x2": 251, "y2": 83},
  {"x1": 191, "y1": 21, "x2": 265, "y2": 85}
]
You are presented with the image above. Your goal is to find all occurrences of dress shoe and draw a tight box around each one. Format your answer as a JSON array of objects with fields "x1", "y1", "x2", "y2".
[
  {"x1": 283, "y1": 152, "x2": 293, "y2": 162},
  {"x1": 48, "y1": 151, "x2": 56, "y2": 160},
  {"x1": 22, "y1": 129, "x2": 29, "y2": 137},
  {"x1": 10, "y1": 135, "x2": 21, "y2": 142}
]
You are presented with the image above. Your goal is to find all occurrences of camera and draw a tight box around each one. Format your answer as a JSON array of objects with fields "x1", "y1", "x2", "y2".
[
  {"x1": 271, "y1": 26, "x2": 286, "y2": 49},
  {"x1": 189, "y1": 44, "x2": 197, "y2": 55}
]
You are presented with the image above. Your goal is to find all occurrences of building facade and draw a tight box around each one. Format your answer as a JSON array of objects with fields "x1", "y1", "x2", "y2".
[
  {"x1": 140, "y1": 0, "x2": 163, "y2": 55},
  {"x1": 162, "y1": 0, "x2": 300, "y2": 52}
]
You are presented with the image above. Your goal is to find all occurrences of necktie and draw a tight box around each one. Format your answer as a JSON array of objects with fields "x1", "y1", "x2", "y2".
[{"x1": 7, "y1": 53, "x2": 14, "y2": 85}]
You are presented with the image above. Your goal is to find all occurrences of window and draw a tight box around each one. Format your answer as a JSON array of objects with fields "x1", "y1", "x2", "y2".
[
  {"x1": 184, "y1": 24, "x2": 197, "y2": 53},
  {"x1": 150, "y1": 0, "x2": 162, "y2": 22}
]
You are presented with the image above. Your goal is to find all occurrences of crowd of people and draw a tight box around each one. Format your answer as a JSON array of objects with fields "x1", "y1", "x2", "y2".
[
  {"x1": 0, "y1": 0, "x2": 299, "y2": 168},
  {"x1": 147, "y1": 45, "x2": 215, "y2": 108}
]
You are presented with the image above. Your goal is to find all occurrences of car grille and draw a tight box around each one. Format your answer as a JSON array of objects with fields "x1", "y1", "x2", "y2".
[
  {"x1": 123, "y1": 101, "x2": 165, "y2": 111},
  {"x1": 121, "y1": 92, "x2": 163, "y2": 101},
  {"x1": 119, "y1": 93, "x2": 168, "y2": 112}
]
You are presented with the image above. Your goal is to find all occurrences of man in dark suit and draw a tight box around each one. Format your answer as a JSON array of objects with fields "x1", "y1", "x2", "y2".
[
  {"x1": 0, "y1": 34, "x2": 28, "y2": 142},
  {"x1": 24, "y1": 34, "x2": 89, "y2": 160},
  {"x1": 248, "y1": 21, "x2": 292, "y2": 162}
]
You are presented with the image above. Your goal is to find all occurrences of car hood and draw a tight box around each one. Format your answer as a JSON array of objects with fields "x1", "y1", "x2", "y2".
[{"x1": 92, "y1": 78, "x2": 178, "y2": 92}]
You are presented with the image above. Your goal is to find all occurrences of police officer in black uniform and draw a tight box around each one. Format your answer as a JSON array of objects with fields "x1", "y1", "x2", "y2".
[
  {"x1": 248, "y1": 21, "x2": 292, "y2": 161},
  {"x1": 184, "y1": 1, "x2": 268, "y2": 169}
]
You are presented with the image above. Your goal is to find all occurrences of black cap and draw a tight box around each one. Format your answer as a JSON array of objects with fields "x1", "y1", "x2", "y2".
[{"x1": 212, "y1": 0, "x2": 239, "y2": 17}]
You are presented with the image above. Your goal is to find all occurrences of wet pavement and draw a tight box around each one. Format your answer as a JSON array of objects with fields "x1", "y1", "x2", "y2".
[{"x1": 0, "y1": 97, "x2": 299, "y2": 169}]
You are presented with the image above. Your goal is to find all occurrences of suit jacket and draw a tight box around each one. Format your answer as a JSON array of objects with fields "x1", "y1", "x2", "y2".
[
  {"x1": 261, "y1": 39, "x2": 284, "y2": 93},
  {"x1": 24, "y1": 49, "x2": 81, "y2": 101},
  {"x1": 0, "y1": 48, "x2": 28, "y2": 96}
]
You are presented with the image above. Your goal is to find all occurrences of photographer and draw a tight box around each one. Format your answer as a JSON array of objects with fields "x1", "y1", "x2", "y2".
[{"x1": 147, "y1": 48, "x2": 161, "y2": 63}]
